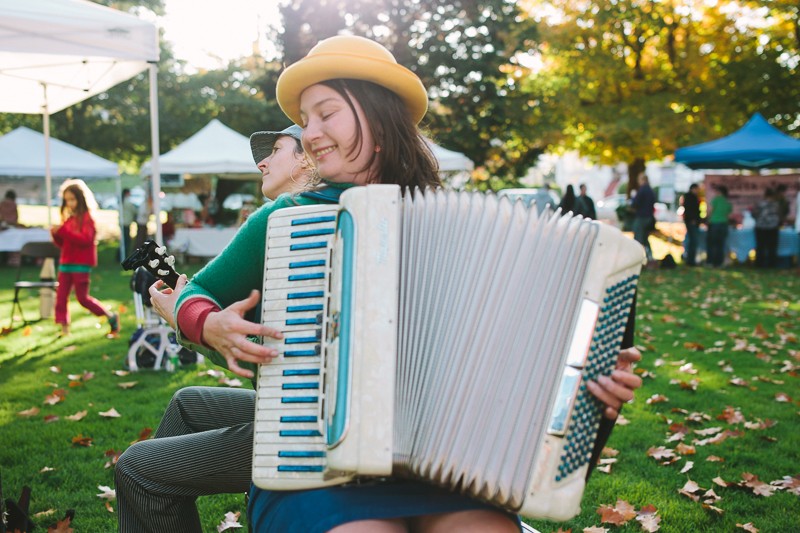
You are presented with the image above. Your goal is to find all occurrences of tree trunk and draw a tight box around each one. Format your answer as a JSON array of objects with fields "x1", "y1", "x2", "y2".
[{"x1": 627, "y1": 157, "x2": 646, "y2": 197}]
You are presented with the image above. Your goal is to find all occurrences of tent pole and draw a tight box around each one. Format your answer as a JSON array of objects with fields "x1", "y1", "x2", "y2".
[
  {"x1": 42, "y1": 83, "x2": 52, "y2": 228},
  {"x1": 148, "y1": 63, "x2": 163, "y2": 244}
]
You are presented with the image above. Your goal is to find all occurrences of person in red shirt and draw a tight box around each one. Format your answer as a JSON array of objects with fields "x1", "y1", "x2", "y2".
[{"x1": 51, "y1": 179, "x2": 119, "y2": 337}]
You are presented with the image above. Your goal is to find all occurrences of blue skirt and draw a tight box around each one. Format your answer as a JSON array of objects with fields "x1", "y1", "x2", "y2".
[{"x1": 247, "y1": 479, "x2": 522, "y2": 533}]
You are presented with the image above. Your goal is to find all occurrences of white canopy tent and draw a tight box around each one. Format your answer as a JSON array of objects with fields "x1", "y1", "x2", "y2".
[
  {"x1": 141, "y1": 119, "x2": 259, "y2": 178},
  {"x1": 0, "y1": 127, "x2": 118, "y2": 179},
  {"x1": 0, "y1": 0, "x2": 160, "y2": 239},
  {"x1": 426, "y1": 139, "x2": 475, "y2": 173}
]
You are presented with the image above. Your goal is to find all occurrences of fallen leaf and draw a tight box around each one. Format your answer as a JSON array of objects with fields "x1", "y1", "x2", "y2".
[
  {"x1": 113, "y1": 370, "x2": 130, "y2": 376},
  {"x1": 736, "y1": 523, "x2": 759, "y2": 532},
  {"x1": 131, "y1": 427, "x2": 153, "y2": 444},
  {"x1": 104, "y1": 449, "x2": 122, "y2": 469},
  {"x1": 71, "y1": 434, "x2": 93, "y2": 447},
  {"x1": 97, "y1": 485, "x2": 116, "y2": 500},
  {"x1": 46, "y1": 514, "x2": 74, "y2": 533},
  {"x1": 676, "y1": 443, "x2": 696, "y2": 455},
  {"x1": 117, "y1": 381, "x2": 138, "y2": 389},
  {"x1": 66, "y1": 410, "x2": 88, "y2": 421},
  {"x1": 683, "y1": 341, "x2": 705, "y2": 351},
  {"x1": 646, "y1": 394, "x2": 669, "y2": 405},
  {"x1": 217, "y1": 510, "x2": 243, "y2": 532},
  {"x1": 43, "y1": 414, "x2": 59, "y2": 423},
  {"x1": 40, "y1": 466, "x2": 56, "y2": 473},
  {"x1": 775, "y1": 392, "x2": 792, "y2": 403},
  {"x1": 105, "y1": 501, "x2": 114, "y2": 513},
  {"x1": 33, "y1": 509, "x2": 57, "y2": 519},
  {"x1": 646, "y1": 446, "x2": 676, "y2": 461},
  {"x1": 22, "y1": 325, "x2": 32, "y2": 336},
  {"x1": 680, "y1": 461, "x2": 694, "y2": 474},
  {"x1": 49, "y1": 366, "x2": 61, "y2": 373},
  {"x1": 753, "y1": 324, "x2": 769, "y2": 339},
  {"x1": 99, "y1": 407, "x2": 121, "y2": 418},
  {"x1": 18, "y1": 406, "x2": 40, "y2": 417},
  {"x1": 707, "y1": 456, "x2": 725, "y2": 463},
  {"x1": 582, "y1": 527, "x2": 609, "y2": 533}
]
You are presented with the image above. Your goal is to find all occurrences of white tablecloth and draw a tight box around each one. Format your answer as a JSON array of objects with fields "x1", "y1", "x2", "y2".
[
  {"x1": 168, "y1": 227, "x2": 238, "y2": 258},
  {"x1": 0, "y1": 227, "x2": 52, "y2": 253},
  {"x1": 698, "y1": 227, "x2": 799, "y2": 263}
]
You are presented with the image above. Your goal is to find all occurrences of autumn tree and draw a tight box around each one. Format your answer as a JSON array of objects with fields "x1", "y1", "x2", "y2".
[{"x1": 518, "y1": 0, "x2": 800, "y2": 193}]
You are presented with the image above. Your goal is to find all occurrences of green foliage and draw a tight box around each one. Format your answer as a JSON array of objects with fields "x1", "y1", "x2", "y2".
[{"x1": 1, "y1": 1, "x2": 797, "y2": 185}]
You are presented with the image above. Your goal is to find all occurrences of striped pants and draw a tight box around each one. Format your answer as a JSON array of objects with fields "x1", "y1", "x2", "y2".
[{"x1": 115, "y1": 386, "x2": 255, "y2": 533}]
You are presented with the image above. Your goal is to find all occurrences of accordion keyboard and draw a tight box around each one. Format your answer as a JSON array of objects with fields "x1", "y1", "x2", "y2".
[{"x1": 253, "y1": 204, "x2": 340, "y2": 487}]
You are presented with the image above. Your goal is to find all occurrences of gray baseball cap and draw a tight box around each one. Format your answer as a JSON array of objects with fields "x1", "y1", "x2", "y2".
[{"x1": 249, "y1": 124, "x2": 303, "y2": 165}]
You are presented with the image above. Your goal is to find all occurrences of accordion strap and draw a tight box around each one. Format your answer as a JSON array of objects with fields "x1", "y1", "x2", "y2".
[{"x1": 300, "y1": 185, "x2": 348, "y2": 204}]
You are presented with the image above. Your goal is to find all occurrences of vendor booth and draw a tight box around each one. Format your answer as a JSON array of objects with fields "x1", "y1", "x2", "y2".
[
  {"x1": 674, "y1": 113, "x2": 800, "y2": 264},
  {"x1": 140, "y1": 119, "x2": 260, "y2": 258}
]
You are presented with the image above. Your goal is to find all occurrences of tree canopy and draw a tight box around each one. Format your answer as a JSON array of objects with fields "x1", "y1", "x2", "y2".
[{"x1": 0, "y1": 0, "x2": 797, "y2": 191}]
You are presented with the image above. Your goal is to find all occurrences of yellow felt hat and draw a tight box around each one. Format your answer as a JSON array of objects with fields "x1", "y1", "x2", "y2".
[{"x1": 276, "y1": 35, "x2": 428, "y2": 126}]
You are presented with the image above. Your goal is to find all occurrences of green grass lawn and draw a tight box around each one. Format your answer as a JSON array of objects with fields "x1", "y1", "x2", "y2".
[{"x1": 1, "y1": 243, "x2": 798, "y2": 532}]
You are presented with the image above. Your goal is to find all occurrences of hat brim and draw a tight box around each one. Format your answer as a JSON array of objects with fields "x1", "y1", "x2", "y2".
[
  {"x1": 249, "y1": 131, "x2": 283, "y2": 165},
  {"x1": 249, "y1": 125, "x2": 303, "y2": 165},
  {"x1": 277, "y1": 52, "x2": 428, "y2": 126}
]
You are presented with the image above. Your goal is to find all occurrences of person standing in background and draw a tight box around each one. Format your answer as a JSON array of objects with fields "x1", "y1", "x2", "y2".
[
  {"x1": 558, "y1": 184, "x2": 576, "y2": 214},
  {"x1": 574, "y1": 183, "x2": 596, "y2": 220},
  {"x1": 754, "y1": 188, "x2": 780, "y2": 268},
  {"x1": 632, "y1": 173, "x2": 656, "y2": 262},
  {"x1": 134, "y1": 194, "x2": 150, "y2": 250},
  {"x1": 51, "y1": 179, "x2": 119, "y2": 337},
  {"x1": 680, "y1": 183, "x2": 701, "y2": 266},
  {"x1": 706, "y1": 185, "x2": 732, "y2": 267},
  {"x1": 532, "y1": 183, "x2": 555, "y2": 214},
  {"x1": 120, "y1": 188, "x2": 137, "y2": 259},
  {"x1": 0, "y1": 189, "x2": 19, "y2": 227}
]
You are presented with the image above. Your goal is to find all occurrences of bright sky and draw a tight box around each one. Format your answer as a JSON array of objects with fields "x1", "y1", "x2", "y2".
[{"x1": 158, "y1": 0, "x2": 283, "y2": 70}]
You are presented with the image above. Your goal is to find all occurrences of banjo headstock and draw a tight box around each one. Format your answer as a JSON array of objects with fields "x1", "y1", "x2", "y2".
[{"x1": 121, "y1": 240, "x2": 180, "y2": 289}]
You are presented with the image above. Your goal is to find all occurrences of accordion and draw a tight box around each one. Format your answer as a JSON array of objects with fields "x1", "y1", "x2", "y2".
[{"x1": 252, "y1": 184, "x2": 644, "y2": 521}]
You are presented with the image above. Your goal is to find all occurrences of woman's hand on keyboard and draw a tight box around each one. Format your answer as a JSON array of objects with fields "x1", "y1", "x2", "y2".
[
  {"x1": 585, "y1": 346, "x2": 642, "y2": 420},
  {"x1": 203, "y1": 289, "x2": 284, "y2": 378}
]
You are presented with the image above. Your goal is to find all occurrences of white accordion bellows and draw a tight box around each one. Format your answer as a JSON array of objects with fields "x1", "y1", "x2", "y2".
[{"x1": 253, "y1": 184, "x2": 644, "y2": 521}]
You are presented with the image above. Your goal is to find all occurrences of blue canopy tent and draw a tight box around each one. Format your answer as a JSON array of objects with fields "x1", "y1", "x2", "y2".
[{"x1": 674, "y1": 113, "x2": 800, "y2": 170}]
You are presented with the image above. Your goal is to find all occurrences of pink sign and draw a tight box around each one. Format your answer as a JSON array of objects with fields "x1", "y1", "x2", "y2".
[{"x1": 704, "y1": 173, "x2": 799, "y2": 225}]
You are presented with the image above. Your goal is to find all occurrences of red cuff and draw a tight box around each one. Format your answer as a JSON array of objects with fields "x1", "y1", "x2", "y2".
[{"x1": 177, "y1": 298, "x2": 221, "y2": 346}]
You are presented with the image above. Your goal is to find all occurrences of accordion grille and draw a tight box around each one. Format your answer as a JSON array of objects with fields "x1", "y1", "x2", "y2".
[{"x1": 393, "y1": 189, "x2": 599, "y2": 509}]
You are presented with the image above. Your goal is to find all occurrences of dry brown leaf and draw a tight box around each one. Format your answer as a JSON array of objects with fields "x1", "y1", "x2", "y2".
[
  {"x1": 99, "y1": 407, "x2": 121, "y2": 418},
  {"x1": 43, "y1": 414, "x2": 59, "y2": 423},
  {"x1": 18, "y1": 406, "x2": 40, "y2": 417},
  {"x1": 775, "y1": 392, "x2": 792, "y2": 403},
  {"x1": 676, "y1": 443, "x2": 696, "y2": 455},
  {"x1": 646, "y1": 446, "x2": 675, "y2": 461},
  {"x1": 736, "y1": 523, "x2": 759, "y2": 532},
  {"x1": 217, "y1": 510, "x2": 243, "y2": 531},
  {"x1": 131, "y1": 427, "x2": 153, "y2": 444},
  {"x1": 33, "y1": 509, "x2": 56, "y2": 519},
  {"x1": 71, "y1": 434, "x2": 92, "y2": 447},
  {"x1": 729, "y1": 377, "x2": 749, "y2": 387},
  {"x1": 46, "y1": 515, "x2": 74, "y2": 533},
  {"x1": 636, "y1": 512, "x2": 661, "y2": 532},
  {"x1": 601, "y1": 447, "x2": 619, "y2": 457},
  {"x1": 49, "y1": 366, "x2": 61, "y2": 373},
  {"x1": 105, "y1": 501, "x2": 114, "y2": 513},
  {"x1": 753, "y1": 324, "x2": 769, "y2": 339},
  {"x1": 683, "y1": 341, "x2": 705, "y2": 351},
  {"x1": 582, "y1": 526, "x2": 609, "y2": 533},
  {"x1": 39, "y1": 466, "x2": 56, "y2": 473},
  {"x1": 646, "y1": 394, "x2": 669, "y2": 405},
  {"x1": 717, "y1": 407, "x2": 745, "y2": 424},
  {"x1": 43, "y1": 389, "x2": 67, "y2": 405},
  {"x1": 113, "y1": 370, "x2": 130, "y2": 376},
  {"x1": 117, "y1": 381, "x2": 138, "y2": 389},
  {"x1": 65, "y1": 410, "x2": 87, "y2": 421},
  {"x1": 96, "y1": 485, "x2": 116, "y2": 500},
  {"x1": 707, "y1": 456, "x2": 725, "y2": 463},
  {"x1": 770, "y1": 475, "x2": 800, "y2": 495},
  {"x1": 680, "y1": 461, "x2": 694, "y2": 474}
]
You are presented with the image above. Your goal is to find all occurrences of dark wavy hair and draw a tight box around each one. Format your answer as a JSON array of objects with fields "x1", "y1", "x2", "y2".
[
  {"x1": 319, "y1": 79, "x2": 441, "y2": 191},
  {"x1": 61, "y1": 183, "x2": 91, "y2": 229}
]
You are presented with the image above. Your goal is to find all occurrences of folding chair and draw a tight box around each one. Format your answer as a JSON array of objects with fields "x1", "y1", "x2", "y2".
[{"x1": 7, "y1": 241, "x2": 60, "y2": 330}]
